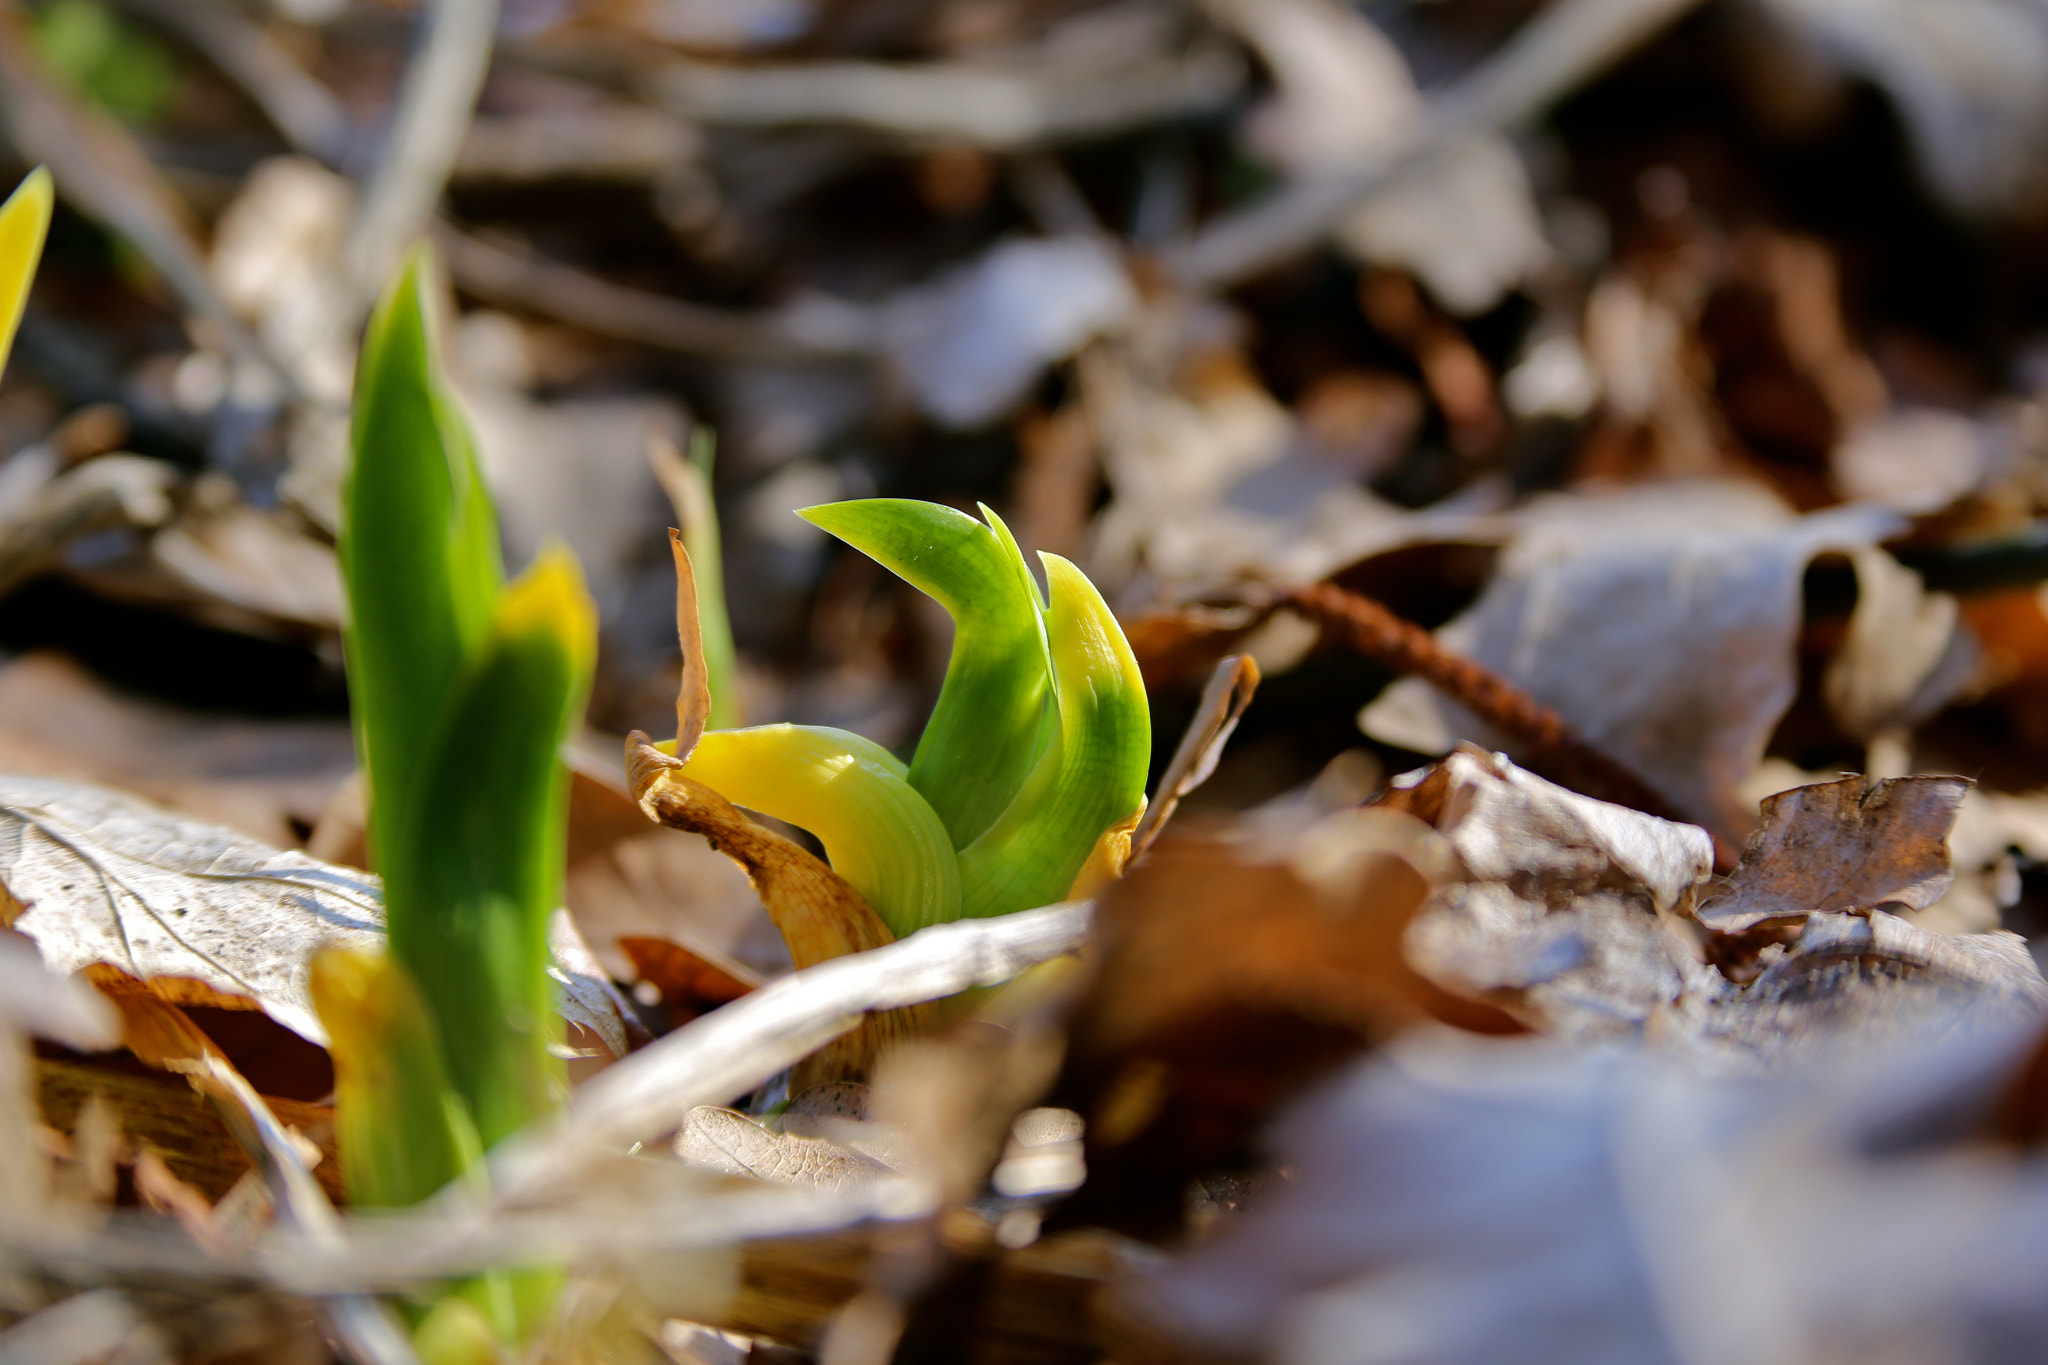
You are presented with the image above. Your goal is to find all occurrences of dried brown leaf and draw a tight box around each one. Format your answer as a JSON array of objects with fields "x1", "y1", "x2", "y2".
[
  {"x1": 1057, "y1": 804, "x2": 1519, "y2": 1232},
  {"x1": 665, "y1": 527, "x2": 713, "y2": 764},
  {"x1": 1695, "y1": 774, "x2": 1971, "y2": 934},
  {"x1": 1130, "y1": 653, "x2": 1260, "y2": 859},
  {"x1": 626, "y1": 736, "x2": 930, "y2": 1084},
  {"x1": 1378, "y1": 746, "x2": 1716, "y2": 1039}
]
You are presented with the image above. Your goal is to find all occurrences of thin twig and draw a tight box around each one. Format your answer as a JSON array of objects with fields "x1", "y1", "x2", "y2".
[
  {"x1": 1168, "y1": 0, "x2": 1706, "y2": 290},
  {"x1": 339, "y1": 0, "x2": 498, "y2": 320},
  {"x1": 438, "y1": 225, "x2": 877, "y2": 360},
  {"x1": 644, "y1": 46, "x2": 1243, "y2": 149},
  {"x1": 1287, "y1": 581, "x2": 1719, "y2": 847}
]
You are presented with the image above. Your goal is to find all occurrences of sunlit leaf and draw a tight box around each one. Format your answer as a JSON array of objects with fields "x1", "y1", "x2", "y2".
[
  {"x1": 667, "y1": 723, "x2": 961, "y2": 938},
  {"x1": 382, "y1": 546, "x2": 596, "y2": 1151},
  {"x1": 799, "y1": 499, "x2": 1051, "y2": 848},
  {"x1": 340, "y1": 244, "x2": 503, "y2": 877},
  {"x1": 958, "y1": 553, "x2": 1150, "y2": 919},
  {"x1": 0, "y1": 167, "x2": 53, "y2": 381}
]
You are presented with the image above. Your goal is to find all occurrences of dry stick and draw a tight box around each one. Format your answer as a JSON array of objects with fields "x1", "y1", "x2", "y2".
[
  {"x1": 1287, "y1": 582, "x2": 1733, "y2": 861},
  {"x1": 438, "y1": 226, "x2": 878, "y2": 361},
  {"x1": 643, "y1": 46, "x2": 1244, "y2": 148},
  {"x1": 339, "y1": 0, "x2": 499, "y2": 318}
]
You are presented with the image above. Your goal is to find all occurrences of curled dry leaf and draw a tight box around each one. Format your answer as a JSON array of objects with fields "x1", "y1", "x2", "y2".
[
  {"x1": 1695, "y1": 774, "x2": 1971, "y2": 934},
  {"x1": 625, "y1": 735, "x2": 931, "y2": 1084},
  {"x1": 1056, "y1": 803, "x2": 1521, "y2": 1231},
  {"x1": 0, "y1": 775, "x2": 633, "y2": 1056},
  {"x1": 1377, "y1": 745, "x2": 1717, "y2": 1041},
  {"x1": 1378, "y1": 750, "x2": 2047, "y2": 1065},
  {"x1": 1130, "y1": 653, "x2": 1260, "y2": 859}
]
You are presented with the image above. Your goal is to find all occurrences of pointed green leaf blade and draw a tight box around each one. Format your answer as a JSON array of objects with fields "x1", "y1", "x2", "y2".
[
  {"x1": 797, "y1": 499, "x2": 1049, "y2": 848},
  {"x1": 957, "y1": 553, "x2": 1149, "y2": 918},
  {"x1": 341, "y1": 244, "x2": 503, "y2": 867},
  {"x1": 381, "y1": 546, "x2": 595, "y2": 1151}
]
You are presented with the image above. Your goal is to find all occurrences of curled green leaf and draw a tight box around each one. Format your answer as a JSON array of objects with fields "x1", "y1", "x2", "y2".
[
  {"x1": 798, "y1": 499, "x2": 1049, "y2": 848},
  {"x1": 670, "y1": 723, "x2": 961, "y2": 938},
  {"x1": 957, "y1": 553, "x2": 1150, "y2": 919}
]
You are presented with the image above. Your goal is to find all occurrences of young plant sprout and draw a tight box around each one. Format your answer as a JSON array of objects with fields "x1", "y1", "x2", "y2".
[
  {"x1": 655, "y1": 499, "x2": 1150, "y2": 940},
  {"x1": 315, "y1": 246, "x2": 595, "y2": 1353},
  {"x1": 0, "y1": 168, "x2": 53, "y2": 380}
]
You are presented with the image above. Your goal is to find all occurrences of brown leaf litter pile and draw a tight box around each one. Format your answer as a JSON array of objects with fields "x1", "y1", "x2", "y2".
[{"x1": 11, "y1": 0, "x2": 2048, "y2": 1360}]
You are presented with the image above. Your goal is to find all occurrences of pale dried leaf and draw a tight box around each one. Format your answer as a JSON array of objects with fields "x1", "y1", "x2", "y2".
[
  {"x1": 0, "y1": 776, "x2": 383, "y2": 1045},
  {"x1": 881, "y1": 236, "x2": 1136, "y2": 429},
  {"x1": 1695, "y1": 775, "x2": 1970, "y2": 934},
  {"x1": 0, "y1": 775, "x2": 633, "y2": 1056},
  {"x1": 1359, "y1": 485, "x2": 1902, "y2": 837},
  {"x1": 676, "y1": 1106, "x2": 893, "y2": 1190},
  {"x1": 145, "y1": 500, "x2": 345, "y2": 634},
  {"x1": 1122, "y1": 1003, "x2": 2048, "y2": 1365},
  {"x1": 1377, "y1": 747, "x2": 1716, "y2": 1040},
  {"x1": 1821, "y1": 548, "x2": 1975, "y2": 739}
]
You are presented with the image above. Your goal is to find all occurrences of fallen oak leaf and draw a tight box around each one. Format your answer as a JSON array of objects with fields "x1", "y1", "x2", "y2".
[
  {"x1": 0, "y1": 775, "x2": 634, "y2": 1057},
  {"x1": 1695, "y1": 774, "x2": 1971, "y2": 934}
]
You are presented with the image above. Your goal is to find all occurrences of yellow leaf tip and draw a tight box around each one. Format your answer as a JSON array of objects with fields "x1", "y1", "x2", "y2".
[{"x1": 497, "y1": 542, "x2": 598, "y2": 667}]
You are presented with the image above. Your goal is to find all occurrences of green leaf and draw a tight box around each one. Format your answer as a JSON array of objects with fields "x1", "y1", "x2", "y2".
[
  {"x1": 309, "y1": 947, "x2": 483, "y2": 1212},
  {"x1": 340, "y1": 244, "x2": 503, "y2": 874},
  {"x1": 797, "y1": 499, "x2": 1050, "y2": 848},
  {"x1": 957, "y1": 553, "x2": 1150, "y2": 918},
  {"x1": 677, "y1": 723, "x2": 961, "y2": 937},
  {"x1": 381, "y1": 546, "x2": 596, "y2": 1152},
  {"x1": 0, "y1": 168, "x2": 53, "y2": 382},
  {"x1": 683, "y1": 429, "x2": 742, "y2": 730}
]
